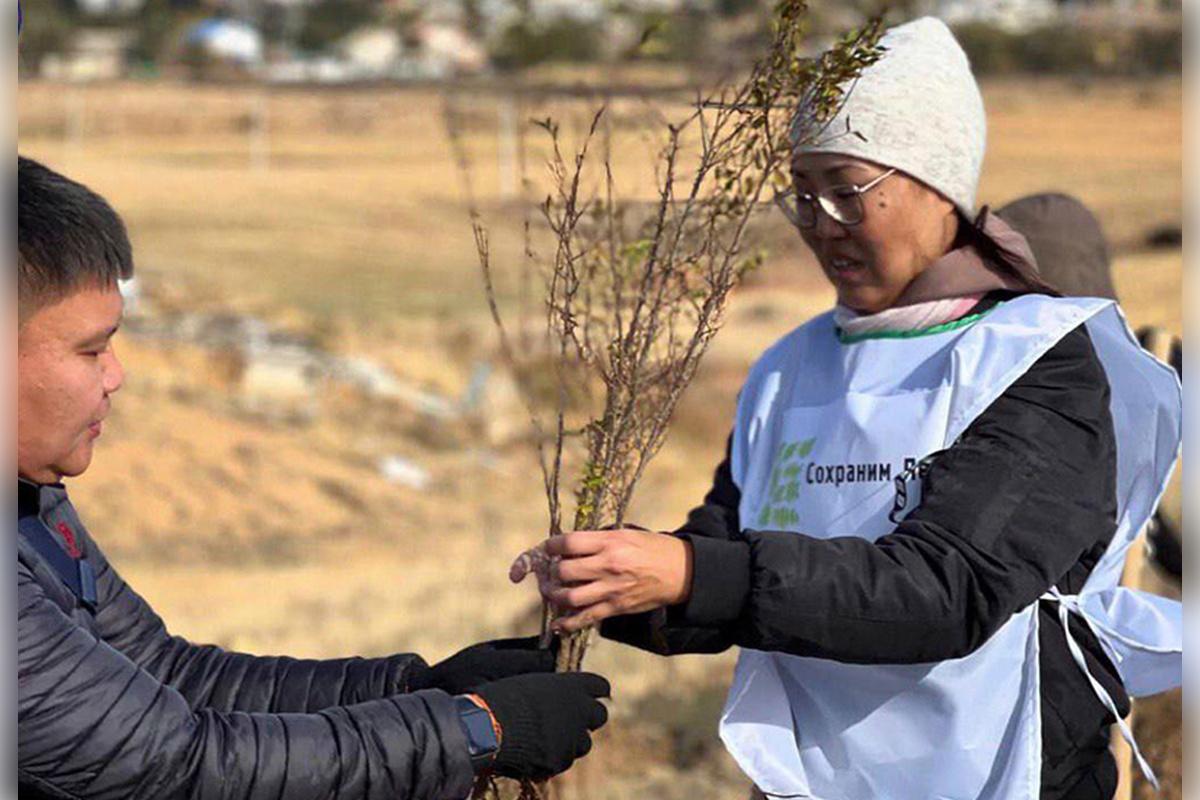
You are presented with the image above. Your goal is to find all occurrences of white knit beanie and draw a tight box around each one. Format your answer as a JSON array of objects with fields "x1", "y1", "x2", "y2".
[{"x1": 790, "y1": 17, "x2": 986, "y2": 216}]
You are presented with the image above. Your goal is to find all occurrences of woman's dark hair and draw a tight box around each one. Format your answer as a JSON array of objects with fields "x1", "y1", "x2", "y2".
[
  {"x1": 954, "y1": 210, "x2": 1061, "y2": 297},
  {"x1": 17, "y1": 156, "x2": 134, "y2": 320}
]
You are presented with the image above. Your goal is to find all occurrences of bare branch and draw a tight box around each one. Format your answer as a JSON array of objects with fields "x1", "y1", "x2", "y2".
[{"x1": 446, "y1": 10, "x2": 887, "y2": 778}]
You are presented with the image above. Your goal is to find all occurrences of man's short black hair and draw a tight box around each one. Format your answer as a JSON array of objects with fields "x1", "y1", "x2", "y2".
[{"x1": 18, "y1": 156, "x2": 134, "y2": 320}]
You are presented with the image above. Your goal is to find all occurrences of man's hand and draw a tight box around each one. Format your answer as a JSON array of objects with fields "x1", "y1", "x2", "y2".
[
  {"x1": 510, "y1": 530, "x2": 693, "y2": 634},
  {"x1": 474, "y1": 672, "x2": 611, "y2": 781},
  {"x1": 414, "y1": 637, "x2": 555, "y2": 695}
]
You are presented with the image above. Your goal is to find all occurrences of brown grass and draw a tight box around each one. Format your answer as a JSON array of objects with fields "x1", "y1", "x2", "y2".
[{"x1": 18, "y1": 77, "x2": 1180, "y2": 322}]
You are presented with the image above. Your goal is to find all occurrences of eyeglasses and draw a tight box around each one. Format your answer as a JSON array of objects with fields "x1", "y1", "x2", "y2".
[{"x1": 774, "y1": 168, "x2": 898, "y2": 229}]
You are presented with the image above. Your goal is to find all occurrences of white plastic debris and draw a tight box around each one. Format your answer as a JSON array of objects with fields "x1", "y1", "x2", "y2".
[{"x1": 377, "y1": 455, "x2": 431, "y2": 491}]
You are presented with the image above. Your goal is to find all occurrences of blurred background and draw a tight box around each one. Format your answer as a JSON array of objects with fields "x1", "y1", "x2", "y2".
[{"x1": 17, "y1": 0, "x2": 1182, "y2": 797}]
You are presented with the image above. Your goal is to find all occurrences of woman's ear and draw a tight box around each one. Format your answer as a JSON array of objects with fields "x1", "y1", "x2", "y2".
[
  {"x1": 928, "y1": 184, "x2": 958, "y2": 218},
  {"x1": 944, "y1": 206, "x2": 965, "y2": 247},
  {"x1": 921, "y1": 187, "x2": 960, "y2": 250}
]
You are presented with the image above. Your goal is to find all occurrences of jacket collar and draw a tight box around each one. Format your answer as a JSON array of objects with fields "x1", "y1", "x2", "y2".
[{"x1": 17, "y1": 478, "x2": 68, "y2": 518}]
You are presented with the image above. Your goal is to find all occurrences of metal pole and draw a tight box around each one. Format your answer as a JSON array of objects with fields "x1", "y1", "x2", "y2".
[{"x1": 498, "y1": 93, "x2": 517, "y2": 200}]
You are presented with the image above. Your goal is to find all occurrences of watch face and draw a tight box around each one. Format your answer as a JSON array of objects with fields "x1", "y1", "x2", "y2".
[
  {"x1": 464, "y1": 711, "x2": 496, "y2": 754},
  {"x1": 455, "y1": 698, "x2": 498, "y2": 764}
]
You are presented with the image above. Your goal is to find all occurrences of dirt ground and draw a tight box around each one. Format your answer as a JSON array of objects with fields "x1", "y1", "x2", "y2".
[{"x1": 17, "y1": 77, "x2": 1182, "y2": 799}]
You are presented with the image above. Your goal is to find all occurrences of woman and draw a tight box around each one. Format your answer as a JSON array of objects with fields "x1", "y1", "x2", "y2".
[{"x1": 511, "y1": 17, "x2": 1182, "y2": 800}]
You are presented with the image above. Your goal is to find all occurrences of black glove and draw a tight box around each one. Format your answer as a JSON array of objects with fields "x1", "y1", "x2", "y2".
[
  {"x1": 414, "y1": 637, "x2": 556, "y2": 695},
  {"x1": 475, "y1": 672, "x2": 611, "y2": 781}
]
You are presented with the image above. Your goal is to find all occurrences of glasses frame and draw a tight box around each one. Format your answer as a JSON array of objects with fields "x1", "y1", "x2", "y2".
[{"x1": 775, "y1": 167, "x2": 898, "y2": 230}]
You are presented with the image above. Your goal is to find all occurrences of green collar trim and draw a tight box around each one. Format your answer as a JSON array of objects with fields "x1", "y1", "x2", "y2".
[{"x1": 836, "y1": 305, "x2": 999, "y2": 344}]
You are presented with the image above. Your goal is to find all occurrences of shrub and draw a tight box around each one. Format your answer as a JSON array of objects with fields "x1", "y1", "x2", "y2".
[
  {"x1": 1014, "y1": 24, "x2": 1097, "y2": 74},
  {"x1": 954, "y1": 20, "x2": 1183, "y2": 77},
  {"x1": 490, "y1": 16, "x2": 604, "y2": 70},
  {"x1": 294, "y1": 0, "x2": 377, "y2": 54},
  {"x1": 1131, "y1": 25, "x2": 1183, "y2": 74}
]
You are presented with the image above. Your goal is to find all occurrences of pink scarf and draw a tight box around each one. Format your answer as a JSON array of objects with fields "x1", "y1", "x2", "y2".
[
  {"x1": 835, "y1": 209, "x2": 1039, "y2": 338},
  {"x1": 834, "y1": 294, "x2": 986, "y2": 337}
]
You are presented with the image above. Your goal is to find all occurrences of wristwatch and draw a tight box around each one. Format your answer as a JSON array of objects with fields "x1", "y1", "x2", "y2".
[{"x1": 454, "y1": 695, "x2": 500, "y2": 772}]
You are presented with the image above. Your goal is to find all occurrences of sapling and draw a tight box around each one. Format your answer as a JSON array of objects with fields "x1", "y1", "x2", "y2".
[{"x1": 449, "y1": 4, "x2": 884, "y2": 796}]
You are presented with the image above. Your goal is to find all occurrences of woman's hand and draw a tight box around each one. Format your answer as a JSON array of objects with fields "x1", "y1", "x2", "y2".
[{"x1": 510, "y1": 530, "x2": 694, "y2": 634}]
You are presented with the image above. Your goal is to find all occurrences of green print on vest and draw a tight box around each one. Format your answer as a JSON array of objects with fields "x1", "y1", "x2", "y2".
[{"x1": 757, "y1": 437, "x2": 816, "y2": 528}]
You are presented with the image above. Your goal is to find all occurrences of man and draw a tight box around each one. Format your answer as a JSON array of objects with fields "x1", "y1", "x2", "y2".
[{"x1": 17, "y1": 155, "x2": 609, "y2": 799}]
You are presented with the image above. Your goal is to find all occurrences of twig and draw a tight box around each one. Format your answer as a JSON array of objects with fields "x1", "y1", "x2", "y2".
[{"x1": 445, "y1": 6, "x2": 887, "y2": 795}]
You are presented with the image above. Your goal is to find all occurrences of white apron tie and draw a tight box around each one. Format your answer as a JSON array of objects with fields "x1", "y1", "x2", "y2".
[{"x1": 1042, "y1": 587, "x2": 1160, "y2": 790}]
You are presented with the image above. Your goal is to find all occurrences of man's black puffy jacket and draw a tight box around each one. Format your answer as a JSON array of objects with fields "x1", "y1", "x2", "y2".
[{"x1": 17, "y1": 480, "x2": 474, "y2": 800}]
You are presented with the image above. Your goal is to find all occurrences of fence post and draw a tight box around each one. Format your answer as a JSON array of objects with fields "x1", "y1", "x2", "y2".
[
  {"x1": 497, "y1": 93, "x2": 517, "y2": 200},
  {"x1": 249, "y1": 88, "x2": 270, "y2": 173},
  {"x1": 1111, "y1": 533, "x2": 1147, "y2": 800},
  {"x1": 66, "y1": 86, "x2": 85, "y2": 156}
]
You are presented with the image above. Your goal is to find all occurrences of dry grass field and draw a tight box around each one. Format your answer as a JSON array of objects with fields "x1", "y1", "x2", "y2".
[{"x1": 17, "y1": 76, "x2": 1182, "y2": 799}]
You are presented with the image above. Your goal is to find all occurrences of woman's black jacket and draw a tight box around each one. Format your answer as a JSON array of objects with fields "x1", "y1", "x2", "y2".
[{"x1": 604, "y1": 321, "x2": 1128, "y2": 800}]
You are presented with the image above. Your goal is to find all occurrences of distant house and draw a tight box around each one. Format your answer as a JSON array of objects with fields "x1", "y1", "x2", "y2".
[
  {"x1": 268, "y1": 19, "x2": 487, "y2": 83},
  {"x1": 1058, "y1": 0, "x2": 1173, "y2": 8},
  {"x1": 186, "y1": 18, "x2": 265, "y2": 66},
  {"x1": 336, "y1": 26, "x2": 402, "y2": 75},
  {"x1": 1056, "y1": 0, "x2": 1180, "y2": 26},
  {"x1": 264, "y1": 56, "x2": 360, "y2": 83},
  {"x1": 922, "y1": 0, "x2": 1177, "y2": 30},
  {"x1": 40, "y1": 28, "x2": 136, "y2": 81},
  {"x1": 413, "y1": 22, "x2": 488, "y2": 77},
  {"x1": 528, "y1": 0, "x2": 607, "y2": 23},
  {"x1": 74, "y1": 0, "x2": 146, "y2": 15},
  {"x1": 916, "y1": 0, "x2": 1060, "y2": 31},
  {"x1": 451, "y1": 0, "x2": 688, "y2": 40}
]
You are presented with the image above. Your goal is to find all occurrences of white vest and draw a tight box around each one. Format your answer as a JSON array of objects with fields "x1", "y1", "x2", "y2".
[{"x1": 719, "y1": 295, "x2": 1182, "y2": 800}]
